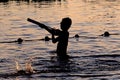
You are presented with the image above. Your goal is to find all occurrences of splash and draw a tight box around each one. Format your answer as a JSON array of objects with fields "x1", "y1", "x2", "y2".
[
  {"x1": 15, "y1": 60, "x2": 21, "y2": 72},
  {"x1": 25, "y1": 57, "x2": 34, "y2": 74},
  {"x1": 14, "y1": 58, "x2": 35, "y2": 75}
]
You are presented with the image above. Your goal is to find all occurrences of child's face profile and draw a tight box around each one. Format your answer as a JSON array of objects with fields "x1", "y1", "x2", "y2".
[{"x1": 60, "y1": 17, "x2": 72, "y2": 31}]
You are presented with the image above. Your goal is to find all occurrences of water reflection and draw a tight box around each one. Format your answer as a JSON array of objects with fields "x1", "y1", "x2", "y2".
[
  {"x1": 82, "y1": 0, "x2": 118, "y2": 3},
  {"x1": 0, "y1": 0, "x2": 119, "y2": 6},
  {"x1": 32, "y1": 0, "x2": 65, "y2": 2},
  {"x1": 0, "y1": 0, "x2": 120, "y2": 79},
  {"x1": 0, "y1": 0, "x2": 65, "y2": 3},
  {"x1": 0, "y1": 0, "x2": 66, "y2": 7}
]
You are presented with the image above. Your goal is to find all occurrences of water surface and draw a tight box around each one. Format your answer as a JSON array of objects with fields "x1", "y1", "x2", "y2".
[{"x1": 0, "y1": 0, "x2": 120, "y2": 80}]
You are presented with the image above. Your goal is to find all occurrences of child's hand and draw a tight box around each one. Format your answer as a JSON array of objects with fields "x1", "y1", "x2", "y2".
[{"x1": 52, "y1": 34, "x2": 57, "y2": 43}]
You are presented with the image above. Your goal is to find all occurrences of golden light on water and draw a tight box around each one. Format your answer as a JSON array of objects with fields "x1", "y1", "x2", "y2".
[{"x1": 0, "y1": 0, "x2": 120, "y2": 80}]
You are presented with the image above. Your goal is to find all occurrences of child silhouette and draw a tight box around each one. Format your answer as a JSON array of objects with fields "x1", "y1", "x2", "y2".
[
  {"x1": 52, "y1": 17, "x2": 72, "y2": 59},
  {"x1": 27, "y1": 17, "x2": 72, "y2": 60}
]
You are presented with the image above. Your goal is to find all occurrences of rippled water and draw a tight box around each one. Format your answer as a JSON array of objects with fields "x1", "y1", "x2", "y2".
[{"x1": 0, "y1": 0, "x2": 120, "y2": 80}]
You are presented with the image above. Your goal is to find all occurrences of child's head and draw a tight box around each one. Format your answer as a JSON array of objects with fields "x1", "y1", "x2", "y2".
[{"x1": 60, "y1": 17, "x2": 72, "y2": 31}]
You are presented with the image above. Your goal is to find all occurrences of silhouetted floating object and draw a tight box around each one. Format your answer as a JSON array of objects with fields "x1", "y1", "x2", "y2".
[
  {"x1": 17, "y1": 38, "x2": 23, "y2": 44},
  {"x1": 44, "y1": 36, "x2": 50, "y2": 41},
  {"x1": 103, "y1": 31, "x2": 110, "y2": 37},
  {"x1": 100, "y1": 31, "x2": 110, "y2": 37},
  {"x1": 0, "y1": 37, "x2": 49, "y2": 43},
  {"x1": 74, "y1": 34, "x2": 79, "y2": 38}
]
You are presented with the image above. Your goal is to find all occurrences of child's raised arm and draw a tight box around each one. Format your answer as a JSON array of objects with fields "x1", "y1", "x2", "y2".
[{"x1": 27, "y1": 18, "x2": 54, "y2": 34}]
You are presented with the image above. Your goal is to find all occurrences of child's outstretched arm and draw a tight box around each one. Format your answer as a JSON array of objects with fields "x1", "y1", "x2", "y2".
[{"x1": 27, "y1": 18, "x2": 54, "y2": 34}]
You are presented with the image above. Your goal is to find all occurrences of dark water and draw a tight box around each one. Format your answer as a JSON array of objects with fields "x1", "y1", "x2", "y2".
[{"x1": 0, "y1": 0, "x2": 120, "y2": 80}]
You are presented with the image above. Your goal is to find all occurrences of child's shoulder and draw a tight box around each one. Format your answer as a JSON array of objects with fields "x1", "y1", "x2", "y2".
[{"x1": 53, "y1": 29, "x2": 61, "y2": 35}]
